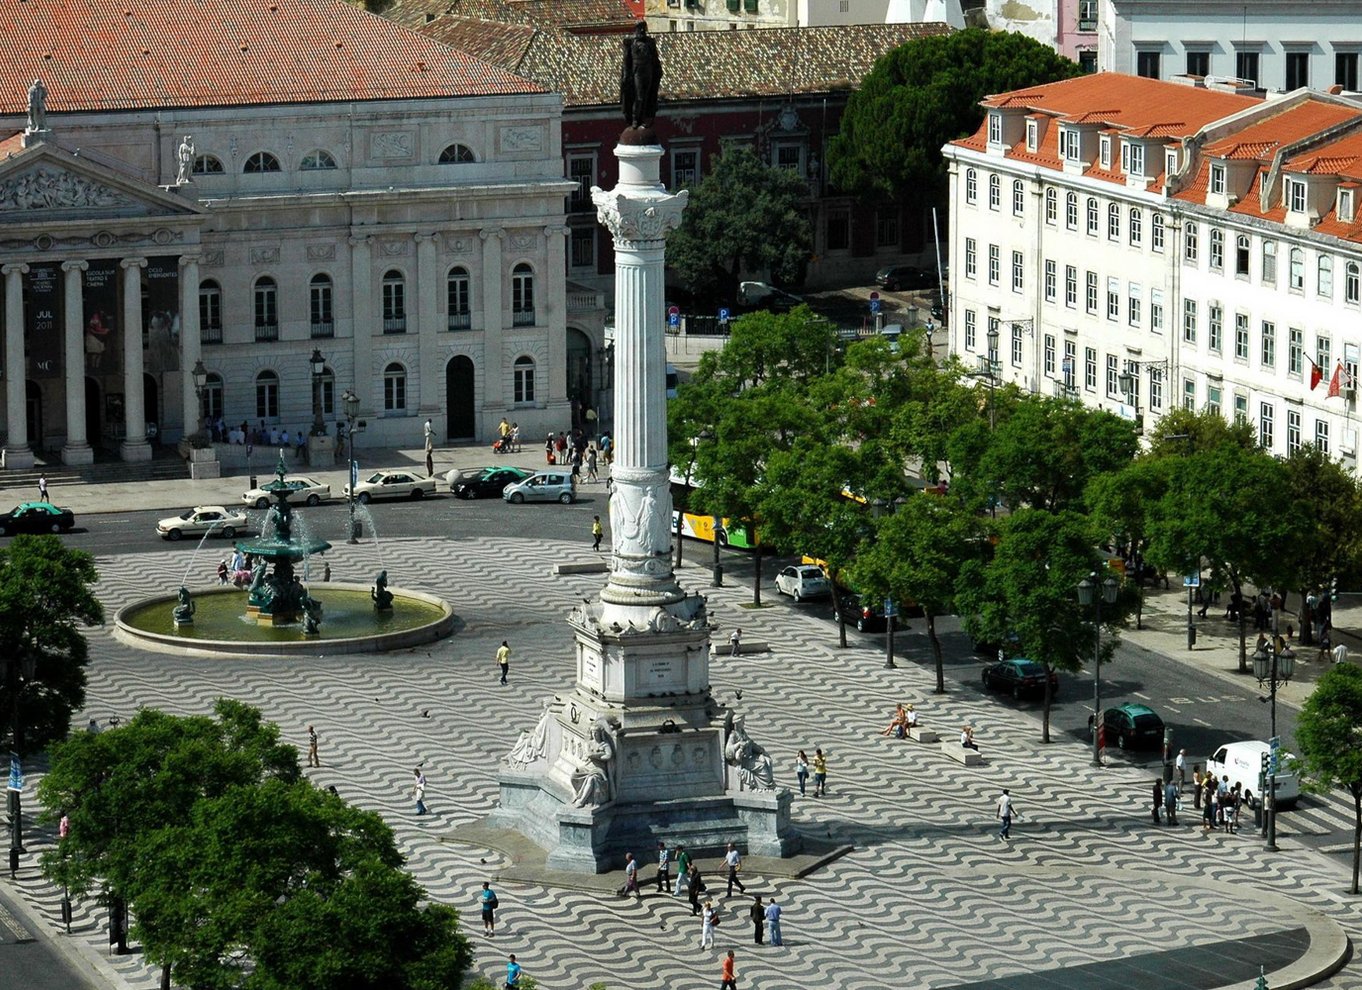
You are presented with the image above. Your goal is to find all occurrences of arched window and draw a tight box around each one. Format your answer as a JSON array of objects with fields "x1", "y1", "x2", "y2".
[
  {"x1": 512, "y1": 263, "x2": 535, "y2": 326},
  {"x1": 988, "y1": 174, "x2": 1000, "y2": 209},
  {"x1": 1065, "y1": 191, "x2": 1078, "y2": 229},
  {"x1": 383, "y1": 362, "x2": 407, "y2": 411},
  {"x1": 192, "y1": 155, "x2": 224, "y2": 175},
  {"x1": 438, "y1": 143, "x2": 476, "y2": 164},
  {"x1": 1289, "y1": 247, "x2": 1304, "y2": 289},
  {"x1": 1044, "y1": 187, "x2": 1057, "y2": 223},
  {"x1": 199, "y1": 279, "x2": 223, "y2": 343},
  {"x1": 1129, "y1": 208, "x2": 1143, "y2": 246},
  {"x1": 256, "y1": 370, "x2": 279, "y2": 420},
  {"x1": 1235, "y1": 235, "x2": 1251, "y2": 276},
  {"x1": 203, "y1": 372, "x2": 224, "y2": 420},
  {"x1": 1086, "y1": 197, "x2": 1098, "y2": 234},
  {"x1": 382, "y1": 270, "x2": 406, "y2": 333},
  {"x1": 1012, "y1": 179, "x2": 1024, "y2": 216},
  {"x1": 1184, "y1": 221, "x2": 1199, "y2": 262},
  {"x1": 1318, "y1": 255, "x2": 1334, "y2": 297},
  {"x1": 1107, "y1": 202, "x2": 1120, "y2": 240},
  {"x1": 310, "y1": 274, "x2": 334, "y2": 337},
  {"x1": 513, "y1": 355, "x2": 536, "y2": 404},
  {"x1": 244, "y1": 151, "x2": 282, "y2": 173},
  {"x1": 965, "y1": 168, "x2": 977, "y2": 204},
  {"x1": 447, "y1": 266, "x2": 472, "y2": 330},
  {"x1": 1346, "y1": 261, "x2": 1360, "y2": 304},
  {"x1": 300, "y1": 149, "x2": 337, "y2": 171},
  {"x1": 253, "y1": 277, "x2": 278, "y2": 340},
  {"x1": 1209, "y1": 228, "x2": 1224, "y2": 269}
]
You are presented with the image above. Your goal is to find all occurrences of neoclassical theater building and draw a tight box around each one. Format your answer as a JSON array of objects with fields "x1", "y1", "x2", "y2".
[{"x1": 0, "y1": 0, "x2": 574, "y2": 467}]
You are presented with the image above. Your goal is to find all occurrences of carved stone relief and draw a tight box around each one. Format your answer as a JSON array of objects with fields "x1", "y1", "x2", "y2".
[
  {"x1": 499, "y1": 125, "x2": 543, "y2": 153},
  {"x1": 250, "y1": 246, "x2": 280, "y2": 265},
  {"x1": 306, "y1": 244, "x2": 336, "y2": 261},
  {"x1": 370, "y1": 130, "x2": 414, "y2": 160},
  {"x1": 0, "y1": 167, "x2": 128, "y2": 212}
]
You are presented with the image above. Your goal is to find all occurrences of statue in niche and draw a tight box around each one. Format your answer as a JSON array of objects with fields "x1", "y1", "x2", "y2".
[
  {"x1": 619, "y1": 22, "x2": 662, "y2": 131},
  {"x1": 176, "y1": 135, "x2": 195, "y2": 185},
  {"x1": 724, "y1": 712, "x2": 775, "y2": 791},
  {"x1": 570, "y1": 717, "x2": 618, "y2": 808}
]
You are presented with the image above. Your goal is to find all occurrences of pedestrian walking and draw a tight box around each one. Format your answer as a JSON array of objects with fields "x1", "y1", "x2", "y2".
[
  {"x1": 1175, "y1": 749, "x2": 1187, "y2": 794},
  {"x1": 1193, "y1": 769, "x2": 1204, "y2": 809},
  {"x1": 997, "y1": 788, "x2": 1013, "y2": 840},
  {"x1": 217, "y1": 557, "x2": 229, "y2": 585},
  {"x1": 700, "y1": 900, "x2": 719, "y2": 948},
  {"x1": 479, "y1": 881, "x2": 499, "y2": 936},
  {"x1": 586, "y1": 445, "x2": 598, "y2": 483},
  {"x1": 505, "y1": 953, "x2": 522, "y2": 988},
  {"x1": 497, "y1": 640, "x2": 510, "y2": 685},
  {"x1": 724, "y1": 842, "x2": 746, "y2": 897},
  {"x1": 1164, "y1": 779, "x2": 1180, "y2": 826},
  {"x1": 37, "y1": 474, "x2": 48, "y2": 501},
  {"x1": 720, "y1": 950, "x2": 736, "y2": 989},
  {"x1": 617, "y1": 852, "x2": 640, "y2": 899},
  {"x1": 1151, "y1": 778, "x2": 1163, "y2": 825},
  {"x1": 749, "y1": 895, "x2": 765, "y2": 944},
  {"x1": 687, "y1": 864, "x2": 706, "y2": 915},
  {"x1": 729, "y1": 628, "x2": 742, "y2": 657},
  {"x1": 765, "y1": 897, "x2": 783, "y2": 946},
  {"x1": 592, "y1": 515, "x2": 604, "y2": 552},
  {"x1": 795, "y1": 750, "x2": 809, "y2": 796},
  {"x1": 307, "y1": 724, "x2": 320, "y2": 767},
  {"x1": 812, "y1": 748, "x2": 827, "y2": 797},
  {"x1": 413, "y1": 768, "x2": 427, "y2": 815},
  {"x1": 655, "y1": 840, "x2": 671, "y2": 893},
  {"x1": 674, "y1": 843, "x2": 691, "y2": 896}
]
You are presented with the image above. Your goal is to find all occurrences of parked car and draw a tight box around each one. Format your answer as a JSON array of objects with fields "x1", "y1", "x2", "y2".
[
  {"x1": 0, "y1": 501, "x2": 75, "y2": 536},
  {"x1": 736, "y1": 280, "x2": 804, "y2": 312},
  {"x1": 982, "y1": 658, "x2": 1057, "y2": 699},
  {"x1": 875, "y1": 265, "x2": 937, "y2": 292},
  {"x1": 241, "y1": 475, "x2": 331, "y2": 509},
  {"x1": 343, "y1": 470, "x2": 438, "y2": 503},
  {"x1": 775, "y1": 564, "x2": 831, "y2": 602},
  {"x1": 157, "y1": 505, "x2": 248, "y2": 541},
  {"x1": 503, "y1": 471, "x2": 576, "y2": 504},
  {"x1": 832, "y1": 593, "x2": 904, "y2": 633},
  {"x1": 1206, "y1": 740, "x2": 1300, "y2": 808},
  {"x1": 1095, "y1": 703, "x2": 1165, "y2": 750},
  {"x1": 454, "y1": 466, "x2": 534, "y2": 499}
]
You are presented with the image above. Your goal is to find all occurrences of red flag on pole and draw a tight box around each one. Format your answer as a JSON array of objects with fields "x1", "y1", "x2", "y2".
[
  {"x1": 1327, "y1": 361, "x2": 1343, "y2": 398},
  {"x1": 1308, "y1": 355, "x2": 1324, "y2": 391}
]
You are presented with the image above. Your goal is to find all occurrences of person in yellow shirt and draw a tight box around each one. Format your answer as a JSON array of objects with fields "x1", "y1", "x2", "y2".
[
  {"x1": 497, "y1": 641, "x2": 510, "y2": 685},
  {"x1": 812, "y1": 748, "x2": 827, "y2": 797},
  {"x1": 592, "y1": 515, "x2": 604, "y2": 552}
]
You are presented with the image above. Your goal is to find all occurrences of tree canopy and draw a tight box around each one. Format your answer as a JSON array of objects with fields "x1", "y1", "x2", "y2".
[
  {"x1": 827, "y1": 28, "x2": 1081, "y2": 202},
  {"x1": 1296, "y1": 663, "x2": 1362, "y2": 894}
]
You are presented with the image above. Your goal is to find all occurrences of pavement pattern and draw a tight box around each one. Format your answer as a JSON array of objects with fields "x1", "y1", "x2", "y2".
[{"x1": 5, "y1": 532, "x2": 1362, "y2": 990}]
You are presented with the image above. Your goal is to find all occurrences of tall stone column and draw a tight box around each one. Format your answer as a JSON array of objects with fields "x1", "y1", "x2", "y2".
[
  {"x1": 545, "y1": 224, "x2": 569, "y2": 407},
  {"x1": 61, "y1": 260, "x2": 93, "y2": 465},
  {"x1": 348, "y1": 235, "x2": 373, "y2": 418},
  {"x1": 414, "y1": 233, "x2": 439, "y2": 422},
  {"x1": 479, "y1": 226, "x2": 505, "y2": 421},
  {"x1": 593, "y1": 146, "x2": 689, "y2": 617},
  {"x1": 178, "y1": 254, "x2": 201, "y2": 439},
  {"x1": 2, "y1": 263, "x2": 33, "y2": 469},
  {"x1": 120, "y1": 257, "x2": 151, "y2": 462}
]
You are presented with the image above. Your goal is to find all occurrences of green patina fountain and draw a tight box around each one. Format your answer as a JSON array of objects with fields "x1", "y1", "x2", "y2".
[{"x1": 237, "y1": 453, "x2": 333, "y2": 627}]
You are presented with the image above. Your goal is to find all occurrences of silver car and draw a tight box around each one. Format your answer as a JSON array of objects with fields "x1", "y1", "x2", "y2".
[{"x1": 502, "y1": 471, "x2": 576, "y2": 504}]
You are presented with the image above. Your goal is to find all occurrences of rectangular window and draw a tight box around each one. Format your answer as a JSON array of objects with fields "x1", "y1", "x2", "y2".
[
  {"x1": 567, "y1": 153, "x2": 595, "y2": 212},
  {"x1": 1262, "y1": 241, "x2": 1277, "y2": 284},
  {"x1": 1235, "y1": 313, "x2": 1250, "y2": 360},
  {"x1": 1108, "y1": 204, "x2": 1120, "y2": 240},
  {"x1": 825, "y1": 210, "x2": 851, "y2": 252},
  {"x1": 1129, "y1": 143, "x2": 1145, "y2": 177},
  {"x1": 1233, "y1": 394, "x2": 1248, "y2": 423},
  {"x1": 1235, "y1": 235, "x2": 1250, "y2": 276},
  {"x1": 1044, "y1": 260, "x2": 1057, "y2": 302},
  {"x1": 1187, "y1": 50, "x2": 1210, "y2": 76},
  {"x1": 965, "y1": 238, "x2": 977, "y2": 279},
  {"x1": 965, "y1": 169, "x2": 977, "y2": 204},
  {"x1": 1027, "y1": 120, "x2": 1039, "y2": 152},
  {"x1": 1062, "y1": 128, "x2": 1081, "y2": 162},
  {"x1": 1064, "y1": 340, "x2": 1077, "y2": 388},
  {"x1": 988, "y1": 244, "x2": 1000, "y2": 286},
  {"x1": 1013, "y1": 181, "x2": 1025, "y2": 216},
  {"x1": 1045, "y1": 188, "x2": 1057, "y2": 223},
  {"x1": 989, "y1": 175, "x2": 1000, "y2": 210},
  {"x1": 1106, "y1": 354, "x2": 1119, "y2": 397},
  {"x1": 1286, "y1": 51, "x2": 1309, "y2": 90},
  {"x1": 1065, "y1": 265, "x2": 1077, "y2": 308},
  {"x1": 1209, "y1": 229, "x2": 1224, "y2": 270},
  {"x1": 1319, "y1": 335, "x2": 1332, "y2": 376},
  {"x1": 570, "y1": 225, "x2": 596, "y2": 269},
  {"x1": 1086, "y1": 198, "x2": 1099, "y2": 235},
  {"x1": 1078, "y1": 0, "x2": 1096, "y2": 29},
  {"x1": 875, "y1": 210, "x2": 900, "y2": 249},
  {"x1": 1260, "y1": 402, "x2": 1275, "y2": 449},
  {"x1": 1151, "y1": 289, "x2": 1164, "y2": 333},
  {"x1": 1106, "y1": 277, "x2": 1120, "y2": 321},
  {"x1": 773, "y1": 142, "x2": 803, "y2": 171},
  {"x1": 1290, "y1": 248, "x2": 1305, "y2": 289},
  {"x1": 1182, "y1": 298, "x2": 1197, "y2": 343},
  {"x1": 1208, "y1": 305, "x2": 1223, "y2": 352},
  {"x1": 672, "y1": 148, "x2": 700, "y2": 187},
  {"x1": 1100, "y1": 136, "x2": 1111, "y2": 170},
  {"x1": 1128, "y1": 283, "x2": 1142, "y2": 327},
  {"x1": 1261, "y1": 321, "x2": 1276, "y2": 367},
  {"x1": 1338, "y1": 52, "x2": 1359, "y2": 91},
  {"x1": 1287, "y1": 409, "x2": 1302, "y2": 453},
  {"x1": 1044, "y1": 334, "x2": 1056, "y2": 375},
  {"x1": 1288, "y1": 179, "x2": 1306, "y2": 214},
  {"x1": 1236, "y1": 50, "x2": 1260, "y2": 84},
  {"x1": 1317, "y1": 419, "x2": 1331, "y2": 454},
  {"x1": 1066, "y1": 193, "x2": 1078, "y2": 229},
  {"x1": 1207, "y1": 385, "x2": 1222, "y2": 415},
  {"x1": 1152, "y1": 214, "x2": 1165, "y2": 252},
  {"x1": 1183, "y1": 377, "x2": 1197, "y2": 411},
  {"x1": 988, "y1": 113, "x2": 1002, "y2": 144},
  {"x1": 1012, "y1": 251, "x2": 1024, "y2": 292},
  {"x1": 1084, "y1": 347, "x2": 1098, "y2": 391},
  {"x1": 1210, "y1": 164, "x2": 1226, "y2": 195},
  {"x1": 1137, "y1": 50, "x2": 1161, "y2": 79},
  {"x1": 1011, "y1": 326, "x2": 1023, "y2": 366},
  {"x1": 1150, "y1": 367, "x2": 1164, "y2": 410},
  {"x1": 1289, "y1": 327, "x2": 1303, "y2": 376},
  {"x1": 964, "y1": 310, "x2": 977, "y2": 350},
  {"x1": 1086, "y1": 271, "x2": 1098, "y2": 314}
]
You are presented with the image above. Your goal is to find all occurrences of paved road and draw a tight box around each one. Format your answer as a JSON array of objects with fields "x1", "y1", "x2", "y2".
[{"x1": 0, "y1": 886, "x2": 101, "y2": 990}]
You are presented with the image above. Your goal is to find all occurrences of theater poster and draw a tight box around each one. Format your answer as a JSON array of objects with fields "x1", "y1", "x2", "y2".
[
  {"x1": 82, "y1": 259, "x2": 120, "y2": 374},
  {"x1": 23, "y1": 263, "x2": 60, "y2": 380},
  {"x1": 144, "y1": 257, "x2": 180, "y2": 373}
]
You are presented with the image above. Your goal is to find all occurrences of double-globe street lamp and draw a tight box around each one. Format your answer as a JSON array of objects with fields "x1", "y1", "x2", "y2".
[
  {"x1": 309, "y1": 348, "x2": 326, "y2": 437},
  {"x1": 1078, "y1": 572, "x2": 1119, "y2": 768},
  {"x1": 342, "y1": 388, "x2": 361, "y2": 544},
  {"x1": 190, "y1": 358, "x2": 209, "y2": 446},
  {"x1": 1253, "y1": 605, "x2": 1295, "y2": 852}
]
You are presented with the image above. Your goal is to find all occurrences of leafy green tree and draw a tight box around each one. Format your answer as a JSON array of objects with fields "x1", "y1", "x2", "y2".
[
  {"x1": 1086, "y1": 458, "x2": 1172, "y2": 629},
  {"x1": 956, "y1": 508, "x2": 1116, "y2": 742},
  {"x1": 666, "y1": 147, "x2": 813, "y2": 302},
  {"x1": 1146, "y1": 445, "x2": 1306, "y2": 671},
  {"x1": 1286, "y1": 444, "x2": 1362, "y2": 644},
  {"x1": 0, "y1": 535, "x2": 103, "y2": 754},
  {"x1": 1145, "y1": 406, "x2": 1256, "y2": 457},
  {"x1": 827, "y1": 28, "x2": 1081, "y2": 202},
  {"x1": 1296, "y1": 663, "x2": 1362, "y2": 893},
  {"x1": 850, "y1": 494, "x2": 983, "y2": 693}
]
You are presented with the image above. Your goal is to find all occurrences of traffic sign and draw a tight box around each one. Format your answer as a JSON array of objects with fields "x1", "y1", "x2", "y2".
[
  {"x1": 869, "y1": 299, "x2": 881, "y2": 315},
  {"x1": 869, "y1": 291, "x2": 880, "y2": 300},
  {"x1": 668, "y1": 305, "x2": 680, "y2": 316},
  {"x1": 1270, "y1": 736, "x2": 1281, "y2": 774},
  {"x1": 883, "y1": 599, "x2": 897, "y2": 618},
  {"x1": 718, "y1": 307, "x2": 730, "y2": 323},
  {"x1": 668, "y1": 311, "x2": 680, "y2": 327},
  {"x1": 1183, "y1": 574, "x2": 1201, "y2": 588}
]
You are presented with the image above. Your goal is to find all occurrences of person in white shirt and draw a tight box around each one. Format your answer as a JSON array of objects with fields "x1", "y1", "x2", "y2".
[
  {"x1": 1175, "y1": 749, "x2": 1187, "y2": 794},
  {"x1": 961, "y1": 726, "x2": 979, "y2": 751},
  {"x1": 724, "y1": 842, "x2": 745, "y2": 896},
  {"x1": 997, "y1": 788, "x2": 1013, "y2": 839}
]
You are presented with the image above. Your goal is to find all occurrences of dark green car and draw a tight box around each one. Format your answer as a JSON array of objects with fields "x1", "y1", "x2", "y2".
[
  {"x1": 0, "y1": 501, "x2": 75, "y2": 536},
  {"x1": 1096, "y1": 703, "x2": 1165, "y2": 750}
]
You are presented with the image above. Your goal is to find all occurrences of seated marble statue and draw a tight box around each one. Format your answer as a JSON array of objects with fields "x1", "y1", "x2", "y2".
[
  {"x1": 724, "y1": 713, "x2": 775, "y2": 791},
  {"x1": 571, "y1": 718, "x2": 616, "y2": 808},
  {"x1": 372, "y1": 570, "x2": 394, "y2": 610}
]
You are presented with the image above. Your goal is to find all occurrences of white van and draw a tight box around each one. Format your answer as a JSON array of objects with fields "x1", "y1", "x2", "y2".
[{"x1": 1206, "y1": 741, "x2": 1300, "y2": 808}]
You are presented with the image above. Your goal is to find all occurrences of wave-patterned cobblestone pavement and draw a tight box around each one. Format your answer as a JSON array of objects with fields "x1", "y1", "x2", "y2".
[{"x1": 8, "y1": 536, "x2": 1362, "y2": 989}]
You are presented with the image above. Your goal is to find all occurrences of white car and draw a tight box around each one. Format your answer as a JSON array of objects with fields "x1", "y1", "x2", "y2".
[
  {"x1": 1206, "y1": 740, "x2": 1300, "y2": 808},
  {"x1": 343, "y1": 470, "x2": 439, "y2": 503},
  {"x1": 157, "y1": 505, "x2": 249, "y2": 541},
  {"x1": 241, "y1": 475, "x2": 331, "y2": 509},
  {"x1": 775, "y1": 564, "x2": 831, "y2": 602}
]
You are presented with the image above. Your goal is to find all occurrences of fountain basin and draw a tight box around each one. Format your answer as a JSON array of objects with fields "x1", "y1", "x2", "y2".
[{"x1": 114, "y1": 583, "x2": 455, "y2": 657}]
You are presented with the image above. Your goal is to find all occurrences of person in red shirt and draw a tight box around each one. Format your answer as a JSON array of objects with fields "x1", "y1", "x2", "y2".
[{"x1": 720, "y1": 949, "x2": 737, "y2": 989}]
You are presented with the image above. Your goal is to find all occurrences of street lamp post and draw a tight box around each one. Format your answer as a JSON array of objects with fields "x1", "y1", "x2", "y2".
[
  {"x1": 5, "y1": 655, "x2": 35, "y2": 866},
  {"x1": 1078, "y1": 572, "x2": 1119, "y2": 767},
  {"x1": 695, "y1": 430, "x2": 723, "y2": 587},
  {"x1": 1253, "y1": 605, "x2": 1294, "y2": 852},
  {"x1": 309, "y1": 348, "x2": 326, "y2": 437},
  {"x1": 343, "y1": 389, "x2": 360, "y2": 544},
  {"x1": 191, "y1": 358, "x2": 208, "y2": 445},
  {"x1": 1118, "y1": 367, "x2": 1144, "y2": 435}
]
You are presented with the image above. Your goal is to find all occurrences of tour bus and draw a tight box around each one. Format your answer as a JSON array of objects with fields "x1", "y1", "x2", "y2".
[{"x1": 668, "y1": 470, "x2": 759, "y2": 548}]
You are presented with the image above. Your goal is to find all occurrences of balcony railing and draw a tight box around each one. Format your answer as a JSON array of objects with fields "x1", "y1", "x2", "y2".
[
  {"x1": 201, "y1": 324, "x2": 223, "y2": 344},
  {"x1": 383, "y1": 317, "x2": 407, "y2": 334},
  {"x1": 254, "y1": 323, "x2": 278, "y2": 342},
  {"x1": 447, "y1": 312, "x2": 472, "y2": 331},
  {"x1": 310, "y1": 321, "x2": 334, "y2": 339},
  {"x1": 567, "y1": 289, "x2": 605, "y2": 313},
  {"x1": 512, "y1": 308, "x2": 536, "y2": 327}
]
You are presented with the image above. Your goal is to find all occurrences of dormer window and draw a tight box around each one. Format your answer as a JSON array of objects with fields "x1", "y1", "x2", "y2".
[
  {"x1": 1287, "y1": 178, "x2": 1306, "y2": 213},
  {"x1": 988, "y1": 112, "x2": 1002, "y2": 145},
  {"x1": 1100, "y1": 135, "x2": 1112, "y2": 169},
  {"x1": 1165, "y1": 148, "x2": 1179, "y2": 175},
  {"x1": 1341, "y1": 188, "x2": 1355, "y2": 222},
  {"x1": 1061, "y1": 128, "x2": 1081, "y2": 162},
  {"x1": 1210, "y1": 164, "x2": 1226, "y2": 196},
  {"x1": 1129, "y1": 143, "x2": 1145, "y2": 177},
  {"x1": 1121, "y1": 141, "x2": 1129, "y2": 172},
  {"x1": 1026, "y1": 119, "x2": 1038, "y2": 152}
]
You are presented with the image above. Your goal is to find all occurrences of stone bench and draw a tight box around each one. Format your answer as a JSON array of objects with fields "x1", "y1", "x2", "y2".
[
  {"x1": 554, "y1": 561, "x2": 611, "y2": 575},
  {"x1": 712, "y1": 642, "x2": 770, "y2": 656},
  {"x1": 941, "y1": 744, "x2": 984, "y2": 766},
  {"x1": 907, "y1": 726, "x2": 939, "y2": 743}
]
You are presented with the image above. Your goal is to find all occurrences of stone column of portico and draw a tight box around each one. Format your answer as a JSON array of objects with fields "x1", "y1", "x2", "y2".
[
  {"x1": 178, "y1": 255, "x2": 201, "y2": 439},
  {"x1": 60, "y1": 260, "x2": 93, "y2": 465},
  {"x1": 2, "y1": 264, "x2": 33, "y2": 469},
  {"x1": 119, "y1": 258, "x2": 151, "y2": 461},
  {"x1": 414, "y1": 233, "x2": 439, "y2": 424},
  {"x1": 592, "y1": 145, "x2": 689, "y2": 618}
]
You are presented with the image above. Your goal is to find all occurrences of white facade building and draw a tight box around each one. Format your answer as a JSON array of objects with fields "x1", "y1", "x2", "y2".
[
  {"x1": 0, "y1": 0, "x2": 574, "y2": 466},
  {"x1": 943, "y1": 73, "x2": 1362, "y2": 468}
]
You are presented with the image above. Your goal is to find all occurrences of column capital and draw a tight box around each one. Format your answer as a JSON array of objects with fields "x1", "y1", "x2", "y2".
[
  {"x1": 592, "y1": 187, "x2": 688, "y2": 247},
  {"x1": 544, "y1": 224, "x2": 571, "y2": 239},
  {"x1": 2, "y1": 263, "x2": 29, "y2": 277},
  {"x1": 414, "y1": 233, "x2": 437, "y2": 245},
  {"x1": 120, "y1": 257, "x2": 148, "y2": 271},
  {"x1": 348, "y1": 234, "x2": 373, "y2": 248},
  {"x1": 177, "y1": 254, "x2": 202, "y2": 270},
  {"x1": 479, "y1": 226, "x2": 505, "y2": 242},
  {"x1": 61, "y1": 259, "x2": 89, "y2": 273}
]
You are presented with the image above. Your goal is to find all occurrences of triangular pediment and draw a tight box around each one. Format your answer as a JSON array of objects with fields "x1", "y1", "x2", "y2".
[{"x1": 0, "y1": 139, "x2": 205, "y2": 222}]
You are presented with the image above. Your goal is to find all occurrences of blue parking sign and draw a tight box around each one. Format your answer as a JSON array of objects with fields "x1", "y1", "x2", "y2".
[
  {"x1": 869, "y1": 299, "x2": 881, "y2": 314},
  {"x1": 668, "y1": 312, "x2": 680, "y2": 327},
  {"x1": 718, "y1": 307, "x2": 730, "y2": 323}
]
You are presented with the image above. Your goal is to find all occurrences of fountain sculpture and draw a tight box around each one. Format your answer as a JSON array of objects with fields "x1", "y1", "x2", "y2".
[{"x1": 236, "y1": 453, "x2": 333, "y2": 626}]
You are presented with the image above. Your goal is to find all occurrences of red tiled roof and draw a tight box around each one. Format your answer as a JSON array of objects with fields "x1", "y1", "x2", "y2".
[
  {"x1": 0, "y1": 133, "x2": 25, "y2": 158},
  {"x1": 1285, "y1": 130, "x2": 1362, "y2": 182},
  {"x1": 382, "y1": 0, "x2": 638, "y2": 32},
  {"x1": 0, "y1": 0, "x2": 543, "y2": 115},
  {"x1": 1203, "y1": 99, "x2": 1360, "y2": 163}
]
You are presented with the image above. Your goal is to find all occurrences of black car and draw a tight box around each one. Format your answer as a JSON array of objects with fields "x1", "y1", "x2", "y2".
[
  {"x1": 833, "y1": 593, "x2": 905, "y2": 633},
  {"x1": 0, "y1": 501, "x2": 76, "y2": 536},
  {"x1": 454, "y1": 467, "x2": 534, "y2": 500},
  {"x1": 982, "y1": 658, "x2": 1057, "y2": 699},
  {"x1": 1095, "y1": 704, "x2": 1166, "y2": 750},
  {"x1": 875, "y1": 265, "x2": 937, "y2": 292}
]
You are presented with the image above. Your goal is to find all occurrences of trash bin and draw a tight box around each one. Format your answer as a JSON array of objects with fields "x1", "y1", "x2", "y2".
[{"x1": 1187, "y1": 625, "x2": 1197, "y2": 648}]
